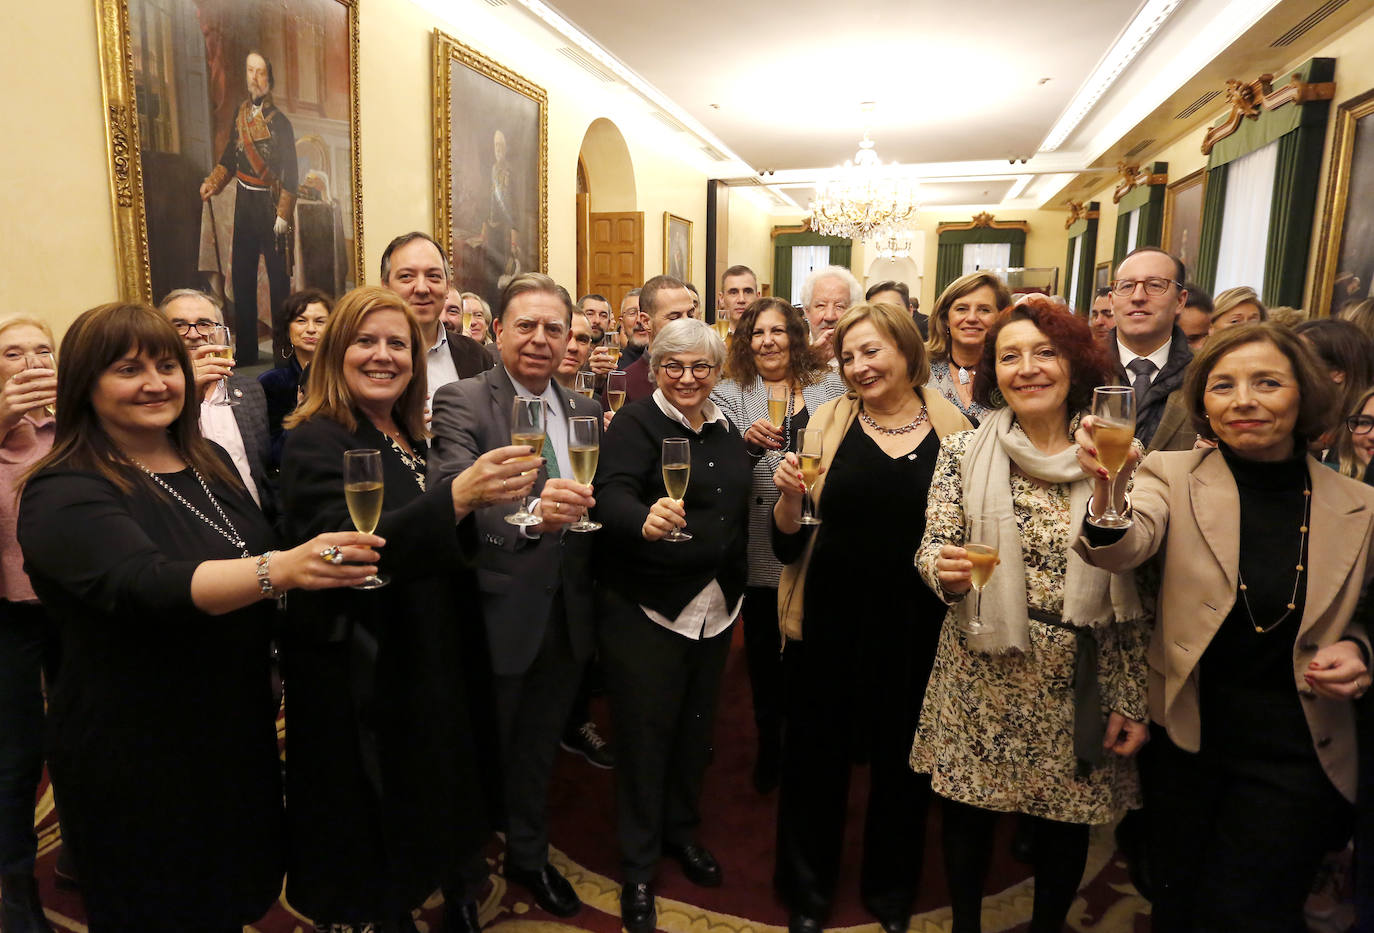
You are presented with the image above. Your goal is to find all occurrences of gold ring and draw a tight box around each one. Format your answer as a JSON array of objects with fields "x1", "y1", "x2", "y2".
[
  {"x1": 554, "y1": 502, "x2": 562, "y2": 514},
  {"x1": 502, "y1": 478, "x2": 508, "y2": 491}
]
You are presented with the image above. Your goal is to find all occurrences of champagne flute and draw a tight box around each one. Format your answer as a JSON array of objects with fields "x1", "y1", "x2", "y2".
[
  {"x1": 601, "y1": 331, "x2": 622, "y2": 369},
  {"x1": 343, "y1": 449, "x2": 388, "y2": 589},
  {"x1": 575, "y1": 371, "x2": 596, "y2": 400},
  {"x1": 712, "y1": 316, "x2": 731, "y2": 340},
  {"x1": 24, "y1": 351, "x2": 56, "y2": 417},
  {"x1": 461, "y1": 304, "x2": 474, "y2": 336},
  {"x1": 506, "y1": 397, "x2": 545, "y2": 527},
  {"x1": 606, "y1": 370, "x2": 628, "y2": 413},
  {"x1": 661, "y1": 437, "x2": 692, "y2": 542},
  {"x1": 964, "y1": 516, "x2": 999, "y2": 635},
  {"x1": 209, "y1": 323, "x2": 238, "y2": 407},
  {"x1": 1088, "y1": 386, "x2": 1136, "y2": 530},
  {"x1": 797, "y1": 427, "x2": 822, "y2": 526},
  {"x1": 767, "y1": 384, "x2": 789, "y2": 429},
  {"x1": 567, "y1": 415, "x2": 602, "y2": 532}
]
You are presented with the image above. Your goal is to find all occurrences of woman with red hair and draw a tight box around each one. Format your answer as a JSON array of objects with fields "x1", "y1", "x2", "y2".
[{"x1": 911, "y1": 296, "x2": 1150, "y2": 932}]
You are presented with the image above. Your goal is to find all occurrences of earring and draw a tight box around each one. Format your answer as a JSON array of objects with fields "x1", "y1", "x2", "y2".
[{"x1": 282, "y1": 344, "x2": 293, "y2": 360}]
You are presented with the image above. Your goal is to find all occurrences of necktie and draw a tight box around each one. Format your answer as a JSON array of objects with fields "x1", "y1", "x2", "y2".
[
  {"x1": 542, "y1": 433, "x2": 560, "y2": 479},
  {"x1": 1127, "y1": 358, "x2": 1156, "y2": 408}
]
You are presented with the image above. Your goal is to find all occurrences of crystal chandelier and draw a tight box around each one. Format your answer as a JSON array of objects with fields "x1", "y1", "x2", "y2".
[
  {"x1": 809, "y1": 133, "x2": 920, "y2": 245},
  {"x1": 871, "y1": 221, "x2": 917, "y2": 260}
]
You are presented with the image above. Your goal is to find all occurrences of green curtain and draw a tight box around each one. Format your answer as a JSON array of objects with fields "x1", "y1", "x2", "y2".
[
  {"x1": 774, "y1": 245, "x2": 793, "y2": 305},
  {"x1": 1262, "y1": 122, "x2": 1326, "y2": 308},
  {"x1": 933, "y1": 227, "x2": 1028, "y2": 296},
  {"x1": 1194, "y1": 164, "x2": 1229, "y2": 292},
  {"x1": 772, "y1": 230, "x2": 850, "y2": 303},
  {"x1": 1064, "y1": 238, "x2": 1077, "y2": 303},
  {"x1": 830, "y1": 242, "x2": 852, "y2": 269},
  {"x1": 1010, "y1": 239, "x2": 1026, "y2": 268},
  {"x1": 1113, "y1": 211, "x2": 1132, "y2": 268},
  {"x1": 935, "y1": 243, "x2": 964, "y2": 297}
]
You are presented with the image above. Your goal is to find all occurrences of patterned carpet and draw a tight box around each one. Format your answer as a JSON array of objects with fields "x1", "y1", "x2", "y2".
[{"x1": 26, "y1": 628, "x2": 1153, "y2": 932}]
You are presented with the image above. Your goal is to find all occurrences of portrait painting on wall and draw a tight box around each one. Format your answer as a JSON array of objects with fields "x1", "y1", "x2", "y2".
[
  {"x1": 1162, "y1": 169, "x2": 1205, "y2": 277},
  {"x1": 434, "y1": 31, "x2": 547, "y2": 313},
  {"x1": 664, "y1": 213, "x2": 692, "y2": 283},
  {"x1": 1316, "y1": 88, "x2": 1374, "y2": 318},
  {"x1": 96, "y1": 0, "x2": 362, "y2": 365},
  {"x1": 1094, "y1": 260, "x2": 1111, "y2": 294}
]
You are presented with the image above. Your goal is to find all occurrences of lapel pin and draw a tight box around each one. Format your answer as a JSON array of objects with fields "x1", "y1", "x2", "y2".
[{"x1": 233, "y1": 388, "x2": 244, "y2": 398}]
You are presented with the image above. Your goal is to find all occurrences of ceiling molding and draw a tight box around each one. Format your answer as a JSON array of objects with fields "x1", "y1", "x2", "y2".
[
  {"x1": 1200, "y1": 69, "x2": 1335, "y2": 154},
  {"x1": 935, "y1": 213, "x2": 1031, "y2": 235},
  {"x1": 1112, "y1": 161, "x2": 1169, "y2": 204}
]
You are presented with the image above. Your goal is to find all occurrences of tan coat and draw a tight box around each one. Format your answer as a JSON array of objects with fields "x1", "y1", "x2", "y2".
[
  {"x1": 776, "y1": 388, "x2": 970, "y2": 640},
  {"x1": 1074, "y1": 447, "x2": 1374, "y2": 801}
]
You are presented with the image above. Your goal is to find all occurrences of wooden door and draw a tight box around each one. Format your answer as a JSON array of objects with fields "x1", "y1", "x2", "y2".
[
  {"x1": 589, "y1": 211, "x2": 644, "y2": 310},
  {"x1": 576, "y1": 192, "x2": 590, "y2": 298}
]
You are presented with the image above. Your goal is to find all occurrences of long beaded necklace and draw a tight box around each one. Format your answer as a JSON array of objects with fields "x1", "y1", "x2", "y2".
[
  {"x1": 130, "y1": 457, "x2": 249, "y2": 557},
  {"x1": 1236, "y1": 477, "x2": 1311, "y2": 634}
]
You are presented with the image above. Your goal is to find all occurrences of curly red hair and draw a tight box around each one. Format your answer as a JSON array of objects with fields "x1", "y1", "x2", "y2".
[{"x1": 971, "y1": 295, "x2": 1114, "y2": 414}]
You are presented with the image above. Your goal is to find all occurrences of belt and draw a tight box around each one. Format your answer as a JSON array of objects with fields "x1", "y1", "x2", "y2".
[{"x1": 1028, "y1": 607, "x2": 1104, "y2": 778}]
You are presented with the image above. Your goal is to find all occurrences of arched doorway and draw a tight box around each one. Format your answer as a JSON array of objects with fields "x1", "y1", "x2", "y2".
[{"x1": 576, "y1": 118, "x2": 641, "y2": 307}]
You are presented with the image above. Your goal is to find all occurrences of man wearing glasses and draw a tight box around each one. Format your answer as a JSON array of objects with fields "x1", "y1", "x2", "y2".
[
  {"x1": 158, "y1": 289, "x2": 273, "y2": 513},
  {"x1": 1109, "y1": 247, "x2": 1193, "y2": 446}
]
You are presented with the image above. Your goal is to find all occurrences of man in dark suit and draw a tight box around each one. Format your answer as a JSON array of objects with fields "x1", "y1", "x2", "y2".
[
  {"x1": 614, "y1": 275, "x2": 694, "y2": 408},
  {"x1": 159, "y1": 289, "x2": 274, "y2": 516},
  {"x1": 1109, "y1": 247, "x2": 1193, "y2": 448},
  {"x1": 429, "y1": 273, "x2": 600, "y2": 920},
  {"x1": 380, "y1": 232, "x2": 494, "y2": 404}
]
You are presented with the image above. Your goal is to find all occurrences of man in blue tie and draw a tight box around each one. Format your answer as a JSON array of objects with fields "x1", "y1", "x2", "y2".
[{"x1": 1109, "y1": 247, "x2": 1193, "y2": 447}]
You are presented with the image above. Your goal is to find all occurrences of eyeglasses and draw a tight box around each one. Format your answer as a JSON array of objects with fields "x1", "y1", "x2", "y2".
[
  {"x1": 171, "y1": 319, "x2": 219, "y2": 336},
  {"x1": 1111, "y1": 277, "x2": 1182, "y2": 298},
  {"x1": 658, "y1": 361, "x2": 717, "y2": 379},
  {"x1": 1347, "y1": 415, "x2": 1374, "y2": 435}
]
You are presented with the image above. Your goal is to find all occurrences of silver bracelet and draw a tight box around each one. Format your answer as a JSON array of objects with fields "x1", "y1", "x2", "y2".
[{"x1": 256, "y1": 551, "x2": 282, "y2": 599}]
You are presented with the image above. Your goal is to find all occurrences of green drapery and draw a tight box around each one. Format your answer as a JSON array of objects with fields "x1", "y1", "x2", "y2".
[
  {"x1": 1263, "y1": 123, "x2": 1325, "y2": 308},
  {"x1": 1194, "y1": 164, "x2": 1229, "y2": 292},
  {"x1": 1113, "y1": 162, "x2": 1168, "y2": 264},
  {"x1": 1061, "y1": 205, "x2": 1099, "y2": 315},
  {"x1": 934, "y1": 226, "x2": 1028, "y2": 296},
  {"x1": 772, "y1": 230, "x2": 851, "y2": 302},
  {"x1": 1113, "y1": 211, "x2": 1133, "y2": 268}
]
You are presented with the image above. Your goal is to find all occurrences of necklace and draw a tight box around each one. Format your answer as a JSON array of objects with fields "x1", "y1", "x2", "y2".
[
  {"x1": 130, "y1": 456, "x2": 249, "y2": 557},
  {"x1": 1236, "y1": 477, "x2": 1311, "y2": 634},
  {"x1": 859, "y1": 404, "x2": 929, "y2": 436}
]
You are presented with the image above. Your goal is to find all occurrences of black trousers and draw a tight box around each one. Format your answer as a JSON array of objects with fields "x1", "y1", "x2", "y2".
[
  {"x1": 1147, "y1": 716, "x2": 1352, "y2": 933},
  {"x1": 0, "y1": 600, "x2": 59, "y2": 875},
  {"x1": 774, "y1": 637, "x2": 933, "y2": 922},
  {"x1": 740, "y1": 585, "x2": 784, "y2": 763},
  {"x1": 230, "y1": 183, "x2": 289, "y2": 366},
  {"x1": 599, "y1": 590, "x2": 732, "y2": 883},
  {"x1": 491, "y1": 595, "x2": 582, "y2": 872},
  {"x1": 1358, "y1": 693, "x2": 1374, "y2": 932}
]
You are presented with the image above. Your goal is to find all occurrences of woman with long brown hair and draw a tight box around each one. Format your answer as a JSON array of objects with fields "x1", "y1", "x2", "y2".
[
  {"x1": 924, "y1": 272, "x2": 1012, "y2": 426},
  {"x1": 16, "y1": 302, "x2": 380, "y2": 931}
]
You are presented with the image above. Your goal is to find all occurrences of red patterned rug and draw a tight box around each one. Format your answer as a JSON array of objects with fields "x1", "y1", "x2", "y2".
[{"x1": 28, "y1": 627, "x2": 1152, "y2": 932}]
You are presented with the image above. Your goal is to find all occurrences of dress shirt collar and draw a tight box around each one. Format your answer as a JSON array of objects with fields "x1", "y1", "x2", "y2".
[
  {"x1": 652, "y1": 388, "x2": 728, "y2": 434},
  {"x1": 1116, "y1": 335, "x2": 1173, "y2": 376}
]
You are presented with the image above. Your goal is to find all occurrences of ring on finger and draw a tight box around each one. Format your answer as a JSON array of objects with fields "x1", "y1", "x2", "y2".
[{"x1": 320, "y1": 545, "x2": 344, "y2": 565}]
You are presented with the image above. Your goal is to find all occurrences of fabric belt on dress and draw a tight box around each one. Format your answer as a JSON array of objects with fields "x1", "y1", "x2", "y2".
[{"x1": 1028, "y1": 606, "x2": 1104, "y2": 779}]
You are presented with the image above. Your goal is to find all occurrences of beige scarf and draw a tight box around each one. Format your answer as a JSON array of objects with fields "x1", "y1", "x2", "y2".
[{"x1": 958, "y1": 406, "x2": 1143, "y2": 654}]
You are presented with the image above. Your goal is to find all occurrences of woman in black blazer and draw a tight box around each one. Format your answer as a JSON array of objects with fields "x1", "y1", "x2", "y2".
[{"x1": 279, "y1": 286, "x2": 538, "y2": 933}]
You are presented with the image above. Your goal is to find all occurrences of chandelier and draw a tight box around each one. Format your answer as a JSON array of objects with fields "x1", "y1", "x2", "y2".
[
  {"x1": 871, "y1": 221, "x2": 917, "y2": 260},
  {"x1": 809, "y1": 133, "x2": 920, "y2": 245}
]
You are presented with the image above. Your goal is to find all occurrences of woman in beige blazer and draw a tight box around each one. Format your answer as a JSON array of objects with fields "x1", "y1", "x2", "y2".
[
  {"x1": 769, "y1": 302, "x2": 969, "y2": 933},
  {"x1": 1075, "y1": 322, "x2": 1373, "y2": 933}
]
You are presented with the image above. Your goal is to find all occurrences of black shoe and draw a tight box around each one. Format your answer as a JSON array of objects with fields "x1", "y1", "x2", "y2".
[
  {"x1": 441, "y1": 898, "x2": 482, "y2": 933},
  {"x1": 0, "y1": 873, "x2": 55, "y2": 933},
  {"x1": 561, "y1": 721, "x2": 615, "y2": 769},
  {"x1": 505, "y1": 863, "x2": 581, "y2": 918},
  {"x1": 873, "y1": 914, "x2": 907, "y2": 933},
  {"x1": 788, "y1": 913, "x2": 823, "y2": 933},
  {"x1": 663, "y1": 841, "x2": 722, "y2": 887},
  {"x1": 619, "y1": 882, "x2": 656, "y2": 933}
]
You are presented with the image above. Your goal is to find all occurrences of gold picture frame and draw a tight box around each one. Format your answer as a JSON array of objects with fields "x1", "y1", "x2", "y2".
[
  {"x1": 95, "y1": 0, "x2": 363, "y2": 360},
  {"x1": 434, "y1": 30, "x2": 547, "y2": 311},
  {"x1": 663, "y1": 212, "x2": 692, "y2": 283},
  {"x1": 1161, "y1": 168, "x2": 1206, "y2": 273},
  {"x1": 1313, "y1": 88, "x2": 1374, "y2": 317}
]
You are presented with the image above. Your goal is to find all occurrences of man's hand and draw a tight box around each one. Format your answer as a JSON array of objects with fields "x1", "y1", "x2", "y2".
[
  {"x1": 588, "y1": 348, "x2": 616, "y2": 376},
  {"x1": 533, "y1": 478, "x2": 596, "y2": 534},
  {"x1": 199, "y1": 180, "x2": 215, "y2": 201},
  {"x1": 274, "y1": 216, "x2": 289, "y2": 236},
  {"x1": 189, "y1": 344, "x2": 234, "y2": 403}
]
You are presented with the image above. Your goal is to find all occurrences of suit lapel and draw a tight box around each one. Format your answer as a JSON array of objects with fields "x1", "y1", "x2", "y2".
[
  {"x1": 1299, "y1": 460, "x2": 1372, "y2": 638},
  {"x1": 1188, "y1": 448, "x2": 1240, "y2": 593}
]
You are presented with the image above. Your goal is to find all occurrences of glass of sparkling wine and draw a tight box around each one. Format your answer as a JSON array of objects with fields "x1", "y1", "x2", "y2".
[
  {"x1": 712, "y1": 316, "x2": 731, "y2": 340},
  {"x1": 209, "y1": 323, "x2": 238, "y2": 407},
  {"x1": 602, "y1": 332, "x2": 622, "y2": 368},
  {"x1": 606, "y1": 371, "x2": 628, "y2": 414},
  {"x1": 568, "y1": 416, "x2": 602, "y2": 532},
  {"x1": 506, "y1": 397, "x2": 545, "y2": 527},
  {"x1": 797, "y1": 427, "x2": 822, "y2": 526},
  {"x1": 575, "y1": 371, "x2": 596, "y2": 400},
  {"x1": 24, "y1": 351, "x2": 56, "y2": 417},
  {"x1": 767, "y1": 384, "x2": 788, "y2": 429},
  {"x1": 1088, "y1": 386, "x2": 1136, "y2": 529},
  {"x1": 343, "y1": 449, "x2": 388, "y2": 589},
  {"x1": 965, "y1": 516, "x2": 999, "y2": 635},
  {"x1": 661, "y1": 437, "x2": 692, "y2": 542}
]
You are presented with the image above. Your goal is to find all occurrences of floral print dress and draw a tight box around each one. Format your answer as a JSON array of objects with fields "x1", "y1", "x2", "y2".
[{"x1": 909, "y1": 429, "x2": 1148, "y2": 825}]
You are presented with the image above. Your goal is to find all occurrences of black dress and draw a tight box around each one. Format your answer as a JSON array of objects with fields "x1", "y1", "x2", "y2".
[
  {"x1": 17, "y1": 458, "x2": 282, "y2": 931},
  {"x1": 772, "y1": 421, "x2": 944, "y2": 922},
  {"x1": 279, "y1": 415, "x2": 495, "y2": 924}
]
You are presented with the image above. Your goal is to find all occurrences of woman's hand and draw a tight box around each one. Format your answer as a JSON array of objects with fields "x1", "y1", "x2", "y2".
[
  {"x1": 0, "y1": 368, "x2": 56, "y2": 430},
  {"x1": 1103, "y1": 712, "x2": 1149, "y2": 757},
  {"x1": 189, "y1": 344, "x2": 234, "y2": 403},
  {"x1": 936, "y1": 543, "x2": 973, "y2": 595},
  {"x1": 744, "y1": 417, "x2": 784, "y2": 451},
  {"x1": 450, "y1": 445, "x2": 541, "y2": 516},
  {"x1": 771, "y1": 452, "x2": 809, "y2": 499},
  {"x1": 1075, "y1": 414, "x2": 1140, "y2": 519},
  {"x1": 274, "y1": 531, "x2": 384, "y2": 590},
  {"x1": 534, "y1": 478, "x2": 595, "y2": 533},
  {"x1": 1305, "y1": 640, "x2": 1370, "y2": 700},
  {"x1": 642, "y1": 497, "x2": 686, "y2": 541}
]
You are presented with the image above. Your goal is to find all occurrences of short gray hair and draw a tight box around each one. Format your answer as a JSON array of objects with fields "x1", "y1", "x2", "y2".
[
  {"x1": 158, "y1": 288, "x2": 222, "y2": 321},
  {"x1": 649, "y1": 318, "x2": 725, "y2": 371},
  {"x1": 801, "y1": 265, "x2": 862, "y2": 309}
]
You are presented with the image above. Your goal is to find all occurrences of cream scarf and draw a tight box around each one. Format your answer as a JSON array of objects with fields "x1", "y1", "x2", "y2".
[{"x1": 958, "y1": 406, "x2": 1143, "y2": 654}]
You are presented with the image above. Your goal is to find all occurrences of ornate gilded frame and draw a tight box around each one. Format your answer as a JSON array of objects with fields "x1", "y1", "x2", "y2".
[
  {"x1": 95, "y1": 0, "x2": 364, "y2": 303},
  {"x1": 1161, "y1": 168, "x2": 1206, "y2": 257},
  {"x1": 663, "y1": 213, "x2": 692, "y2": 282},
  {"x1": 433, "y1": 30, "x2": 548, "y2": 277},
  {"x1": 1313, "y1": 88, "x2": 1374, "y2": 317}
]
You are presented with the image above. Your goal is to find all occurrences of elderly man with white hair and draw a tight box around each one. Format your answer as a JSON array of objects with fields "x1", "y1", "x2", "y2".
[
  {"x1": 591, "y1": 318, "x2": 752, "y2": 933},
  {"x1": 801, "y1": 265, "x2": 862, "y2": 366}
]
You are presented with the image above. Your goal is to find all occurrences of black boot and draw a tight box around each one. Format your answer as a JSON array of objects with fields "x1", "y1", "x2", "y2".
[{"x1": 0, "y1": 873, "x2": 55, "y2": 933}]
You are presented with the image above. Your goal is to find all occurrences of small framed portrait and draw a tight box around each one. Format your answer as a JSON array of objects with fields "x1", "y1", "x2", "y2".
[
  {"x1": 664, "y1": 213, "x2": 692, "y2": 283},
  {"x1": 1094, "y1": 260, "x2": 1111, "y2": 294}
]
